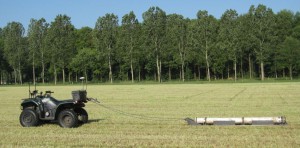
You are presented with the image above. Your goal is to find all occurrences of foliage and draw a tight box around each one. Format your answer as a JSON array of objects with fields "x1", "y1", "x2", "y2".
[
  {"x1": 70, "y1": 48, "x2": 98, "y2": 80},
  {"x1": 278, "y1": 36, "x2": 300, "y2": 79},
  {"x1": 94, "y1": 13, "x2": 118, "y2": 83},
  {"x1": 2, "y1": 22, "x2": 26, "y2": 84},
  {"x1": 1, "y1": 5, "x2": 300, "y2": 84},
  {"x1": 166, "y1": 14, "x2": 188, "y2": 81},
  {"x1": 193, "y1": 10, "x2": 218, "y2": 81},
  {"x1": 143, "y1": 6, "x2": 167, "y2": 83},
  {"x1": 75, "y1": 26, "x2": 94, "y2": 49},
  {"x1": 251, "y1": 5, "x2": 275, "y2": 80},
  {"x1": 28, "y1": 18, "x2": 48, "y2": 84},
  {"x1": 47, "y1": 14, "x2": 75, "y2": 84},
  {"x1": 120, "y1": 11, "x2": 140, "y2": 82}
]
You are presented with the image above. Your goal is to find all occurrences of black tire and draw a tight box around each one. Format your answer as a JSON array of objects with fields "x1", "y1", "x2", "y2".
[
  {"x1": 74, "y1": 108, "x2": 88, "y2": 123},
  {"x1": 58, "y1": 109, "x2": 78, "y2": 128},
  {"x1": 19, "y1": 109, "x2": 40, "y2": 127}
]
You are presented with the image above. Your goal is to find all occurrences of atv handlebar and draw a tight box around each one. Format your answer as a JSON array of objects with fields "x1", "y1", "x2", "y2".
[{"x1": 45, "y1": 91, "x2": 54, "y2": 94}]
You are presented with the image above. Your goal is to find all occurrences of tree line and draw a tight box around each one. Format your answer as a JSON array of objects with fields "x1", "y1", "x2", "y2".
[{"x1": 1, "y1": 4, "x2": 300, "y2": 85}]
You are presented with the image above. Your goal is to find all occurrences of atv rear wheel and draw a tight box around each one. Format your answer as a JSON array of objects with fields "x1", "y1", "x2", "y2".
[
  {"x1": 19, "y1": 109, "x2": 40, "y2": 127},
  {"x1": 74, "y1": 108, "x2": 88, "y2": 123},
  {"x1": 58, "y1": 109, "x2": 78, "y2": 128}
]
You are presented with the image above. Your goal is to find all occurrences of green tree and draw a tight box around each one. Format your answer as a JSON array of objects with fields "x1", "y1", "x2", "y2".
[
  {"x1": 278, "y1": 37, "x2": 300, "y2": 80},
  {"x1": 47, "y1": 14, "x2": 75, "y2": 84},
  {"x1": 3, "y1": 22, "x2": 26, "y2": 84},
  {"x1": 166, "y1": 14, "x2": 188, "y2": 81},
  {"x1": 75, "y1": 27, "x2": 94, "y2": 50},
  {"x1": 143, "y1": 7, "x2": 167, "y2": 83},
  {"x1": 236, "y1": 12, "x2": 258, "y2": 79},
  {"x1": 71, "y1": 48, "x2": 98, "y2": 82},
  {"x1": 94, "y1": 13, "x2": 118, "y2": 83},
  {"x1": 251, "y1": 4, "x2": 275, "y2": 80},
  {"x1": 0, "y1": 28, "x2": 6, "y2": 84},
  {"x1": 194, "y1": 10, "x2": 218, "y2": 81},
  {"x1": 292, "y1": 25, "x2": 300, "y2": 40},
  {"x1": 272, "y1": 10, "x2": 294, "y2": 78},
  {"x1": 187, "y1": 19, "x2": 205, "y2": 80},
  {"x1": 219, "y1": 9, "x2": 239, "y2": 81},
  {"x1": 73, "y1": 27, "x2": 94, "y2": 82},
  {"x1": 293, "y1": 12, "x2": 300, "y2": 27},
  {"x1": 121, "y1": 11, "x2": 139, "y2": 83},
  {"x1": 28, "y1": 18, "x2": 48, "y2": 84}
]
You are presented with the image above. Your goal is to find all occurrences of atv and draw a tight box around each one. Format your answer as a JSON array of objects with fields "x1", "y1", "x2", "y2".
[{"x1": 19, "y1": 78, "x2": 99, "y2": 128}]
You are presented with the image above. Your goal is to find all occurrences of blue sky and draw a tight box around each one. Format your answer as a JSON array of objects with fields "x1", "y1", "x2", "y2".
[{"x1": 0, "y1": 0, "x2": 299, "y2": 30}]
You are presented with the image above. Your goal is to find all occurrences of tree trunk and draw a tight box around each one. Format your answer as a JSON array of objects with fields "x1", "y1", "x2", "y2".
[
  {"x1": 42, "y1": 52, "x2": 45, "y2": 84},
  {"x1": 180, "y1": 50, "x2": 185, "y2": 82},
  {"x1": 227, "y1": 65, "x2": 230, "y2": 79},
  {"x1": 156, "y1": 54, "x2": 161, "y2": 83},
  {"x1": 213, "y1": 68, "x2": 217, "y2": 80},
  {"x1": 179, "y1": 70, "x2": 182, "y2": 80},
  {"x1": 198, "y1": 65, "x2": 201, "y2": 80},
  {"x1": 68, "y1": 72, "x2": 71, "y2": 83},
  {"x1": 178, "y1": 42, "x2": 185, "y2": 82},
  {"x1": 85, "y1": 68, "x2": 88, "y2": 84},
  {"x1": 14, "y1": 68, "x2": 17, "y2": 84},
  {"x1": 159, "y1": 60, "x2": 162, "y2": 82},
  {"x1": 130, "y1": 37, "x2": 134, "y2": 83},
  {"x1": 248, "y1": 54, "x2": 252, "y2": 79},
  {"x1": 0, "y1": 71, "x2": 2, "y2": 84},
  {"x1": 289, "y1": 65, "x2": 293, "y2": 80},
  {"x1": 54, "y1": 65, "x2": 57, "y2": 85},
  {"x1": 138, "y1": 67, "x2": 141, "y2": 82},
  {"x1": 205, "y1": 49, "x2": 210, "y2": 82},
  {"x1": 260, "y1": 61, "x2": 264, "y2": 81},
  {"x1": 234, "y1": 61, "x2": 237, "y2": 82},
  {"x1": 18, "y1": 62, "x2": 22, "y2": 85},
  {"x1": 75, "y1": 73, "x2": 78, "y2": 83},
  {"x1": 240, "y1": 57, "x2": 243, "y2": 80},
  {"x1": 222, "y1": 72, "x2": 224, "y2": 80},
  {"x1": 194, "y1": 66, "x2": 197, "y2": 80},
  {"x1": 275, "y1": 63, "x2": 278, "y2": 79},
  {"x1": 109, "y1": 55, "x2": 112, "y2": 83},
  {"x1": 168, "y1": 67, "x2": 171, "y2": 81},
  {"x1": 62, "y1": 67, "x2": 65, "y2": 84},
  {"x1": 130, "y1": 59, "x2": 134, "y2": 83},
  {"x1": 32, "y1": 54, "x2": 36, "y2": 85}
]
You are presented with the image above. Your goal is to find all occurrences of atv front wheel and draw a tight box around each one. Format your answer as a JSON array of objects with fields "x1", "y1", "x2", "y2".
[
  {"x1": 19, "y1": 109, "x2": 40, "y2": 127},
  {"x1": 74, "y1": 108, "x2": 88, "y2": 123},
  {"x1": 58, "y1": 109, "x2": 78, "y2": 128}
]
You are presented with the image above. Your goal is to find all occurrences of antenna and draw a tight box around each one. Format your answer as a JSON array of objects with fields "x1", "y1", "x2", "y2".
[
  {"x1": 80, "y1": 77, "x2": 85, "y2": 90},
  {"x1": 29, "y1": 82, "x2": 31, "y2": 98},
  {"x1": 85, "y1": 77, "x2": 88, "y2": 91}
]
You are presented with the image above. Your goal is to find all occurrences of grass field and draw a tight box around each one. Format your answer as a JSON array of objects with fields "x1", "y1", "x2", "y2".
[{"x1": 0, "y1": 82, "x2": 300, "y2": 147}]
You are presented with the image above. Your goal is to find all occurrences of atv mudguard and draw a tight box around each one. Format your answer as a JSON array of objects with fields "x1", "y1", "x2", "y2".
[{"x1": 20, "y1": 99, "x2": 39, "y2": 110}]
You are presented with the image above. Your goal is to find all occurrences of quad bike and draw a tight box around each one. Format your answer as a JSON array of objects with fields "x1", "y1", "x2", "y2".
[{"x1": 19, "y1": 78, "x2": 99, "y2": 128}]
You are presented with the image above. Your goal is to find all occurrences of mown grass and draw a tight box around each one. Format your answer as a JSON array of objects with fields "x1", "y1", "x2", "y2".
[{"x1": 0, "y1": 82, "x2": 300, "y2": 147}]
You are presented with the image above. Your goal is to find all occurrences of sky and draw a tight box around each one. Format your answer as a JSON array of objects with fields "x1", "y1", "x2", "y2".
[{"x1": 0, "y1": 0, "x2": 300, "y2": 30}]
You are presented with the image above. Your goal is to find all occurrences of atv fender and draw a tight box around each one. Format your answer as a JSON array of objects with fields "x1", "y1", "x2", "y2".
[
  {"x1": 54, "y1": 103, "x2": 75, "y2": 120},
  {"x1": 21, "y1": 100, "x2": 39, "y2": 110}
]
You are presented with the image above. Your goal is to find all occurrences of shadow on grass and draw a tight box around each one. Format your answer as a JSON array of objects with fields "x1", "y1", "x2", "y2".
[
  {"x1": 37, "y1": 118, "x2": 105, "y2": 127},
  {"x1": 87, "y1": 119, "x2": 105, "y2": 124}
]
